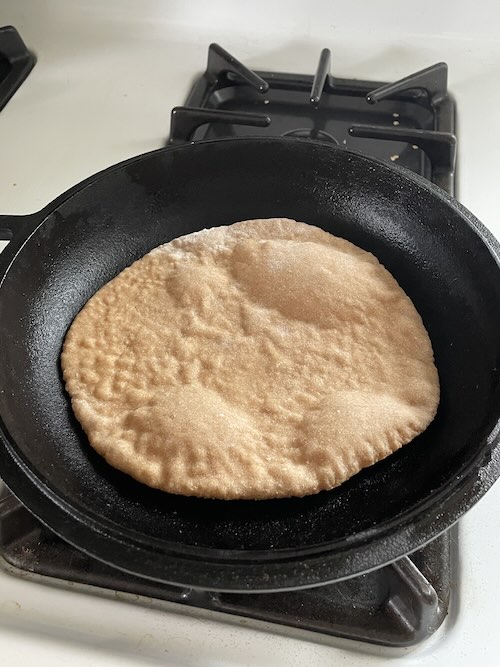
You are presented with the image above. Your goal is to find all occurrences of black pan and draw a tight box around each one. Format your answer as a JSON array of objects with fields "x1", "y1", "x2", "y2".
[{"x1": 1, "y1": 138, "x2": 500, "y2": 592}]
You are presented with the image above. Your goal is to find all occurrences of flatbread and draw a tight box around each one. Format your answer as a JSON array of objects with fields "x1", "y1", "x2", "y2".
[{"x1": 61, "y1": 218, "x2": 439, "y2": 500}]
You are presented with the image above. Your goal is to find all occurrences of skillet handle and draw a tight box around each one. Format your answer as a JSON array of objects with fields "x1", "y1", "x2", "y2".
[{"x1": 0, "y1": 213, "x2": 40, "y2": 244}]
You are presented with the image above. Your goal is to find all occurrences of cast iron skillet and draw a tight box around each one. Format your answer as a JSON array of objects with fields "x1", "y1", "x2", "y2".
[{"x1": 1, "y1": 137, "x2": 500, "y2": 592}]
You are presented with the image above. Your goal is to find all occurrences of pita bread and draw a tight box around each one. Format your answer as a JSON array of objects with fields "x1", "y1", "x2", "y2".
[{"x1": 61, "y1": 218, "x2": 439, "y2": 500}]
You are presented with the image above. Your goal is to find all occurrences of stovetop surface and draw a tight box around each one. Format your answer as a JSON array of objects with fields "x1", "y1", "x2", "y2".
[
  {"x1": 1, "y1": 1, "x2": 500, "y2": 666},
  {"x1": 0, "y1": 37, "x2": 460, "y2": 649}
]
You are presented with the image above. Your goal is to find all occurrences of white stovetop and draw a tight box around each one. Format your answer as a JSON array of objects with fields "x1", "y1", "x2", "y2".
[{"x1": 1, "y1": 1, "x2": 500, "y2": 665}]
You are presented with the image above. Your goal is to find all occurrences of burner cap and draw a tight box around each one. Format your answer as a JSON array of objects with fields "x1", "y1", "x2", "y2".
[{"x1": 282, "y1": 128, "x2": 339, "y2": 144}]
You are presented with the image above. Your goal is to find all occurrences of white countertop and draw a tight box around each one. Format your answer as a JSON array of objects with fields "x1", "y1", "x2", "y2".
[{"x1": 1, "y1": 1, "x2": 500, "y2": 665}]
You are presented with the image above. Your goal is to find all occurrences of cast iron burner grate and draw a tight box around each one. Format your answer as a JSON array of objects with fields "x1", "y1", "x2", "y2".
[
  {"x1": 171, "y1": 43, "x2": 456, "y2": 193},
  {"x1": 0, "y1": 44, "x2": 458, "y2": 648},
  {"x1": 0, "y1": 26, "x2": 35, "y2": 111},
  {"x1": 0, "y1": 482, "x2": 455, "y2": 647}
]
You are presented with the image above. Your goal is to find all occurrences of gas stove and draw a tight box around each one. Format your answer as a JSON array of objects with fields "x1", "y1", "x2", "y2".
[
  {"x1": 0, "y1": 38, "x2": 459, "y2": 648},
  {"x1": 1, "y1": 2, "x2": 500, "y2": 666}
]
